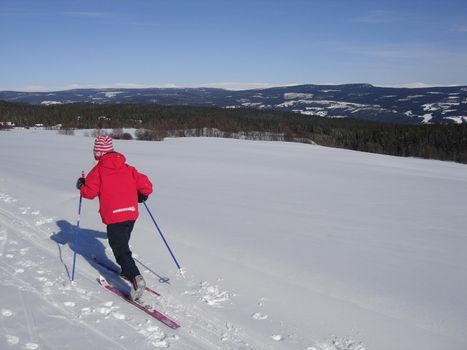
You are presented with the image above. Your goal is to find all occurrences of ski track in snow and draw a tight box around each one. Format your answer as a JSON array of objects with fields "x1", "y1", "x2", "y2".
[
  {"x1": 0, "y1": 194, "x2": 172, "y2": 350},
  {"x1": 0, "y1": 187, "x2": 358, "y2": 350}
]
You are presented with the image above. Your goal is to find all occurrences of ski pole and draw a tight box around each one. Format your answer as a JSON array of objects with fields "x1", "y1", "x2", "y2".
[
  {"x1": 71, "y1": 171, "x2": 85, "y2": 282},
  {"x1": 143, "y1": 202, "x2": 184, "y2": 276}
]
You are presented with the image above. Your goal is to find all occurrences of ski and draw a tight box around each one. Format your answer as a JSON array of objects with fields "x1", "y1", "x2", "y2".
[
  {"x1": 99, "y1": 275, "x2": 180, "y2": 329},
  {"x1": 92, "y1": 256, "x2": 160, "y2": 296}
]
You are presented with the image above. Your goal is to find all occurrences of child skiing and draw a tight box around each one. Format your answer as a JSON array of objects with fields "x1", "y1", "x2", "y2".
[{"x1": 76, "y1": 135, "x2": 153, "y2": 300}]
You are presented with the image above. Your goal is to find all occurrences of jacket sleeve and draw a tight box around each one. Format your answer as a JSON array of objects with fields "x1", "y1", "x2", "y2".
[
  {"x1": 80, "y1": 165, "x2": 100, "y2": 199},
  {"x1": 133, "y1": 167, "x2": 153, "y2": 196}
]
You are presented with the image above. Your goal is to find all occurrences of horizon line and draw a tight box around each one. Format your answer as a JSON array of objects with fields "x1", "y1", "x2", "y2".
[{"x1": 1, "y1": 81, "x2": 464, "y2": 93}]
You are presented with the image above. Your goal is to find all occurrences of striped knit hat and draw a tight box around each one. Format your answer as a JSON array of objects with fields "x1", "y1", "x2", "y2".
[{"x1": 93, "y1": 135, "x2": 114, "y2": 160}]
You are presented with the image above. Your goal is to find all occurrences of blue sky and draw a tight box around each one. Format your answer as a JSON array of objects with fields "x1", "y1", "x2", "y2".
[{"x1": 1, "y1": 0, "x2": 467, "y2": 91}]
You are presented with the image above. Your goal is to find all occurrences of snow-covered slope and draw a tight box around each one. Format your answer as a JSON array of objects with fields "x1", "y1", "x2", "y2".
[{"x1": 1, "y1": 129, "x2": 466, "y2": 350}]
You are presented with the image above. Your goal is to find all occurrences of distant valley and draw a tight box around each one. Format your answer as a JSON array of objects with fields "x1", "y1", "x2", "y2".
[{"x1": 1, "y1": 84, "x2": 467, "y2": 124}]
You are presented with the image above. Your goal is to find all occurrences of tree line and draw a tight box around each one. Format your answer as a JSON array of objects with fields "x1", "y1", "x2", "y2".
[{"x1": 1, "y1": 101, "x2": 466, "y2": 163}]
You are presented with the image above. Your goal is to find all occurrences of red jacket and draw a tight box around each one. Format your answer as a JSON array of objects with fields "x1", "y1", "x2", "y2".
[{"x1": 80, "y1": 152, "x2": 153, "y2": 225}]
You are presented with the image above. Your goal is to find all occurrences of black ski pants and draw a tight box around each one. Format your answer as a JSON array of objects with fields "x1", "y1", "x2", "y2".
[{"x1": 107, "y1": 220, "x2": 140, "y2": 280}]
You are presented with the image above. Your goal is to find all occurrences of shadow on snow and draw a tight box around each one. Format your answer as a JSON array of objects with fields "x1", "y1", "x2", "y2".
[{"x1": 50, "y1": 219, "x2": 170, "y2": 292}]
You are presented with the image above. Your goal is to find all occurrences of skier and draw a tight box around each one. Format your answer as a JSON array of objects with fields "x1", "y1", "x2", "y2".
[{"x1": 76, "y1": 135, "x2": 153, "y2": 300}]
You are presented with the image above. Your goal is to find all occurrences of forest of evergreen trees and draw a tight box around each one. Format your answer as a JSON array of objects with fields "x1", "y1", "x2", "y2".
[{"x1": 1, "y1": 101, "x2": 466, "y2": 163}]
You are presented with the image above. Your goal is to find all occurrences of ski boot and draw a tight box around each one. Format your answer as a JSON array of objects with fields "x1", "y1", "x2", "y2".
[{"x1": 130, "y1": 275, "x2": 146, "y2": 301}]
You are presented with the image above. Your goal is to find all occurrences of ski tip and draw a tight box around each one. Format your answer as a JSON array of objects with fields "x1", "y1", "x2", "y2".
[{"x1": 169, "y1": 322, "x2": 181, "y2": 330}]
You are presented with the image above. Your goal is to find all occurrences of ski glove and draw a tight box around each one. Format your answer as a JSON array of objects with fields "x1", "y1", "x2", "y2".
[
  {"x1": 137, "y1": 192, "x2": 148, "y2": 203},
  {"x1": 76, "y1": 177, "x2": 85, "y2": 190}
]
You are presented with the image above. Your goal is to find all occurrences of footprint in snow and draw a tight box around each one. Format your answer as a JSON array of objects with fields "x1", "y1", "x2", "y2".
[
  {"x1": 112, "y1": 313, "x2": 126, "y2": 320},
  {"x1": 80, "y1": 307, "x2": 96, "y2": 317},
  {"x1": 19, "y1": 207, "x2": 31, "y2": 214},
  {"x1": 5, "y1": 335, "x2": 20, "y2": 345},
  {"x1": 96, "y1": 307, "x2": 111, "y2": 315},
  {"x1": 138, "y1": 326, "x2": 168, "y2": 348},
  {"x1": 0, "y1": 193, "x2": 16, "y2": 203},
  {"x1": 271, "y1": 334, "x2": 283, "y2": 341},
  {"x1": 1, "y1": 308, "x2": 13, "y2": 317},
  {"x1": 20, "y1": 248, "x2": 29, "y2": 255},
  {"x1": 200, "y1": 282, "x2": 232, "y2": 307},
  {"x1": 25, "y1": 343, "x2": 39, "y2": 349},
  {"x1": 251, "y1": 312, "x2": 268, "y2": 320}
]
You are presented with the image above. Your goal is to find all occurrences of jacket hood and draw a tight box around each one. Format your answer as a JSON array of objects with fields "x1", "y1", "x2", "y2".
[{"x1": 98, "y1": 152, "x2": 126, "y2": 170}]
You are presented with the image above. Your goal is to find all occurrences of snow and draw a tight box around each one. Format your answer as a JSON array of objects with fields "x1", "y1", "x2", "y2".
[
  {"x1": 398, "y1": 95, "x2": 425, "y2": 101},
  {"x1": 0, "y1": 129, "x2": 467, "y2": 350},
  {"x1": 299, "y1": 110, "x2": 329, "y2": 117},
  {"x1": 277, "y1": 100, "x2": 379, "y2": 112},
  {"x1": 241, "y1": 102, "x2": 263, "y2": 107},
  {"x1": 277, "y1": 99, "x2": 316, "y2": 107},
  {"x1": 102, "y1": 91, "x2": 121, "y2": 98},
  {"x1": 423, "y1": 102, "x2": 460, "y2": 112},
  {"x1": 40, "y1": 101, "x2": 63, "y2": 105},
  {"x1": 284, "y1": 93, "x2": 314, "y2": 100},
  {"x1": 444, "y1": 116, "x2": 467, "y2": 124},
  {"x1": 420, "y1": 112, "x2": 433, "y2": 123}
]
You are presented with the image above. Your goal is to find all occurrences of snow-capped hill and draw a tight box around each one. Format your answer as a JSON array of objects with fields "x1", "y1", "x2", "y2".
[{"x1": 1, "y1": 84, "x2": 467, "y2": 124}]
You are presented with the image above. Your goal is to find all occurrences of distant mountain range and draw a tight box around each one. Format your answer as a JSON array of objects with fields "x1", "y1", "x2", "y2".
[{"x1": 1, "y1": 84, "x2": 466, "y2": 124}]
